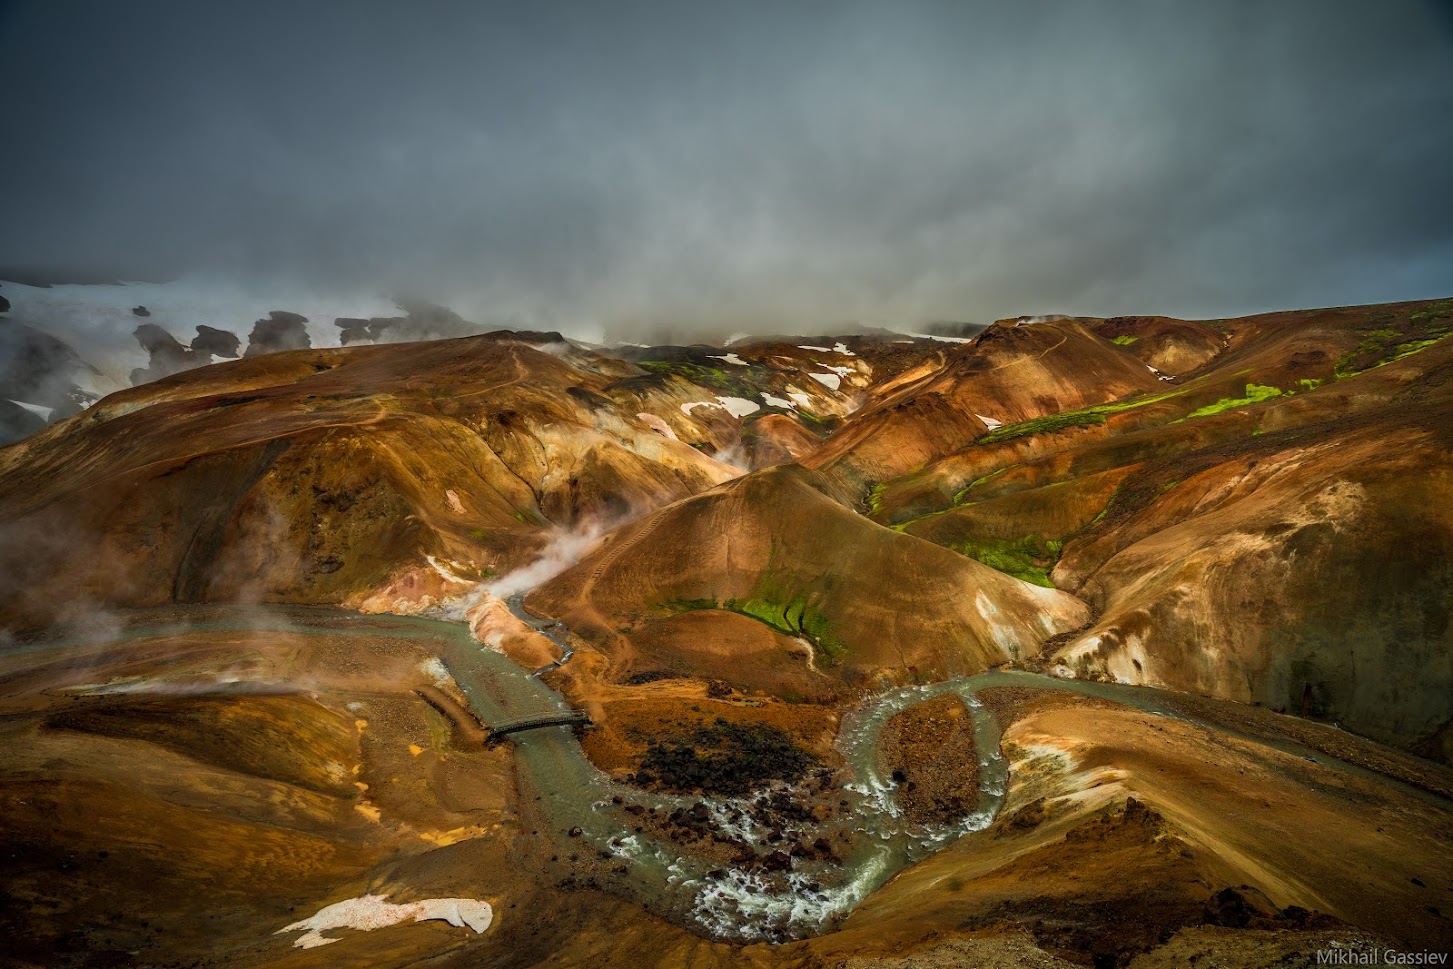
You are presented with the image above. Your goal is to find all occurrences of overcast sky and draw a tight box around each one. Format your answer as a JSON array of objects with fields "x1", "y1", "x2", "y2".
[{"x1": 2, "y1": 0, "x2": 1451, "y2": 337}]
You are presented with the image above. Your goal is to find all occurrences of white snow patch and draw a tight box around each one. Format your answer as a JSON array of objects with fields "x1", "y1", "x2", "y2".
[
  {"x1": 762, "y1": 394, "x2": 794, "y2": 409},
  {"x1": 680, "y1": 397, "x2": 759, "y2": 418},
  {"x1": 788, "y1": 392, "x2": 814, "y2": 408},
  {"x1": 807, "y1": 372, "x2": 841, "y2": 390},
  {"x1": 797, "y1": 345, "x2": 832, "y2": 353},
  {"x1": 832, "y1": 342, "x2": 856, "y2": 356},
  {"x1": 445, "y1": 489, "x2": 466, "y2": 515},
  {"x1": 278, "y1": 894, "x2": 493, "y2": 949},
  {"x1": 7, "y1": 399, "x2": 54, "y2": 421},
  {"x1": 975, "y1": 414, "x2": 1003, "y2": 430},
  {"x1": 711, "y1": 353, "x2": 749, "y2": 366},
  {"x1": 714, "y1": 396, "x2": 760, "y2": 417}
]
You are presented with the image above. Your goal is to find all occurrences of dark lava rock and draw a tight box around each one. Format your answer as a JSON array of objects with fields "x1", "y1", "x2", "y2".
[
  {"x1": 131, "y1": 305, "x2": 150, "y2": 317},
  {"x1": 763, "y1": 850, "x2": 792, "y2": 872},
  {"x1": 130, "y1": 323, "x2": 199, "y2": 384},
  {"x1": 192, "y1": 325, "x2": 241, "y2": 359},
  {"x1": 1201, "y1": 886, "x2": 1282, "y2": 928},
  {"x1": 635, "y1": 718, "x2": 818, "y2": 796},
  {"x1": 335, "y1": 317, "x2": 381, "y2": 345},
  {"x1": 244, "y1": 310, "x2": 311, "y2": 357}
]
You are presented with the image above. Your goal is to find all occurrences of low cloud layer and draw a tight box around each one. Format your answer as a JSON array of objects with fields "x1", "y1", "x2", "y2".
[{"x1": 1, "y1": 0, "x2": 1451, "y2": 340}]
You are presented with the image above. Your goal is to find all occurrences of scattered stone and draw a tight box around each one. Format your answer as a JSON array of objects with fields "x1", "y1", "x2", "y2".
[{"x1": 1009, "y1": 797, "x2": 1048, "y2": 830}]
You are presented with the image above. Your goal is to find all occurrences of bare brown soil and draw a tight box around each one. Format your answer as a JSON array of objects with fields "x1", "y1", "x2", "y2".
[{"x1": 878, "y1": 693, "x2": 981, "y2": 823}]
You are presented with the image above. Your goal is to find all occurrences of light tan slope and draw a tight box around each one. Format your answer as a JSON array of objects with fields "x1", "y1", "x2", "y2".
[
  {"x1": 806, "y1": 318, "x2": 1163, "y2": 493},
  {"x1": 821, "y1": 697, "x2": 1453, "y2": 961},
  {"x1": 0, "y1": 335, "x2": 739, "y2": 632},
  {"x1": 1049, "y1": 412, "x2": 1453, "y2": 754},
  {"x1": 530, "y1": 464, "x2": 1089, "y2": 682},
  {"x1": 1089, "y1": 315, "x2": 1225, "y2": 375}
]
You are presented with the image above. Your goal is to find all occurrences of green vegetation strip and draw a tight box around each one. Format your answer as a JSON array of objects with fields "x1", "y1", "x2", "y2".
[
  {"x1": 979, "y1": 387, "x2": 1184, "y2": 444},
  {"x1": 663, "y1": 582, "x2": 848, "y2": 667},
  {"x1": 1176, "y1": 383, "x2": 1282, "y2": 421},
  {"x1": 952, "y1": 535, "x2": 1062, "y2": 588}
]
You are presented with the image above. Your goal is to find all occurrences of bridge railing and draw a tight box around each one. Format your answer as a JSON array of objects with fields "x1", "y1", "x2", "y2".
[{"x1": 485, "y1": 713, "x2": 592, "y2": 743}]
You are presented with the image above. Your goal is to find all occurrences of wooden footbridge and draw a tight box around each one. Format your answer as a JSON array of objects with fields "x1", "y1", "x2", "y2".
[{"x1": 485, "y1": 712, "x2": 592, "y2": 744}]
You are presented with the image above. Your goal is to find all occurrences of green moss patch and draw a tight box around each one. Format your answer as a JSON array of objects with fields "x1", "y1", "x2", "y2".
[
  {"x1": 732, "y1": 592, "x2": 846, "y2": 665},
  {"x1": 1334, "y1": 302, "x2": 1453, "y2": 377},
  {"x1": 1179, "y1": 383, "x2": 1283, "y2": 420},
  {"x1": 658, "y1": 578, "x2": 848, "y2": 667},
  {"x1": 637, "y1": 360, "x2": 755, "y2": 397},
  {"x1": 951, "y1": 534, "x2": 1062, "y2": 587},
  {"x1": 979, "y1": 388, "x2": 1185, "y2": 445}
]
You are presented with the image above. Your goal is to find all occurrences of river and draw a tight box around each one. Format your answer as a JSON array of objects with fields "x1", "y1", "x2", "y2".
[{"x1": 22, "y1": 600, "x2": 1451, "y2": 942}]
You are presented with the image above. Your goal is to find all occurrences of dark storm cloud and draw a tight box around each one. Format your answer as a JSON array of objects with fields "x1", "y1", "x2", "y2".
[{"x1": 1, "y1": 0, "x2": 1451, "y2": 336}]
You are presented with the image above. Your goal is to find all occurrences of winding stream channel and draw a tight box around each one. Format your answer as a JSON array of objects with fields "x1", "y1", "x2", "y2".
[{"x1": 30, "y1": 599, "x2": 1453, "y2": 943}]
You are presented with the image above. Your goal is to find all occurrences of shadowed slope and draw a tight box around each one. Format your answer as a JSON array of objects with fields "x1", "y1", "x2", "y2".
[{"x1": 832, "y1": 298, "x2": 1453, "y2": 756}]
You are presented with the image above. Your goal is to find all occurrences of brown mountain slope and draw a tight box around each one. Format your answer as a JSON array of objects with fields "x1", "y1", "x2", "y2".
[
  {"x1": 832, "y1": 298, "x2": 1453, "y2": 756},
  {"x1": 855, "y1": 299, "x2": 1449, "y2": 527},
  {"x1": 1047, "y1": 392, "x2": 1453, "y2": 754},
  {"x1": 806, "y1": 318, "x2": 1165, "y2": 493},
  {"x1": 1089, "y1": 315, "x2": 1225, "y2": 375},
  {"x1": 0, "y1": 335, "x2": 743, "y2": 632},
  {"x1": 529, "y1": 463, "x2": 1089, "y2": 684}
]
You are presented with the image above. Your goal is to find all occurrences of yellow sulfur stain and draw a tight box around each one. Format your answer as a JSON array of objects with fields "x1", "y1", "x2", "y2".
[
  {"x1": 408, "y1": 743, "x2": 424, "y2": 756},
  {"x1": 418, "y1": 825, "x2": 488, "y2": 847}
]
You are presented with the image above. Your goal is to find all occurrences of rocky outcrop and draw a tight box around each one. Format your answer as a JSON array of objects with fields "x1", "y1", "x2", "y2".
[
  {"x1": 130, "y1": 323, "x2": 242, "y2": 384},
  {"x1": 0, "y1": 317, "x2": 99, "y2": 424},
  {"x1": 191, "y1": 324, "x2": 241, "y2": 359},
  {"x1": 244, "y1": 310, "x2": 311, "y2": 357}
]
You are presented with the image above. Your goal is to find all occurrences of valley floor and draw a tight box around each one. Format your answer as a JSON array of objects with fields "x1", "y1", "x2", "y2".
[{"x1": 2, "y1": 606, "x2": 1449, "y2": 968}]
